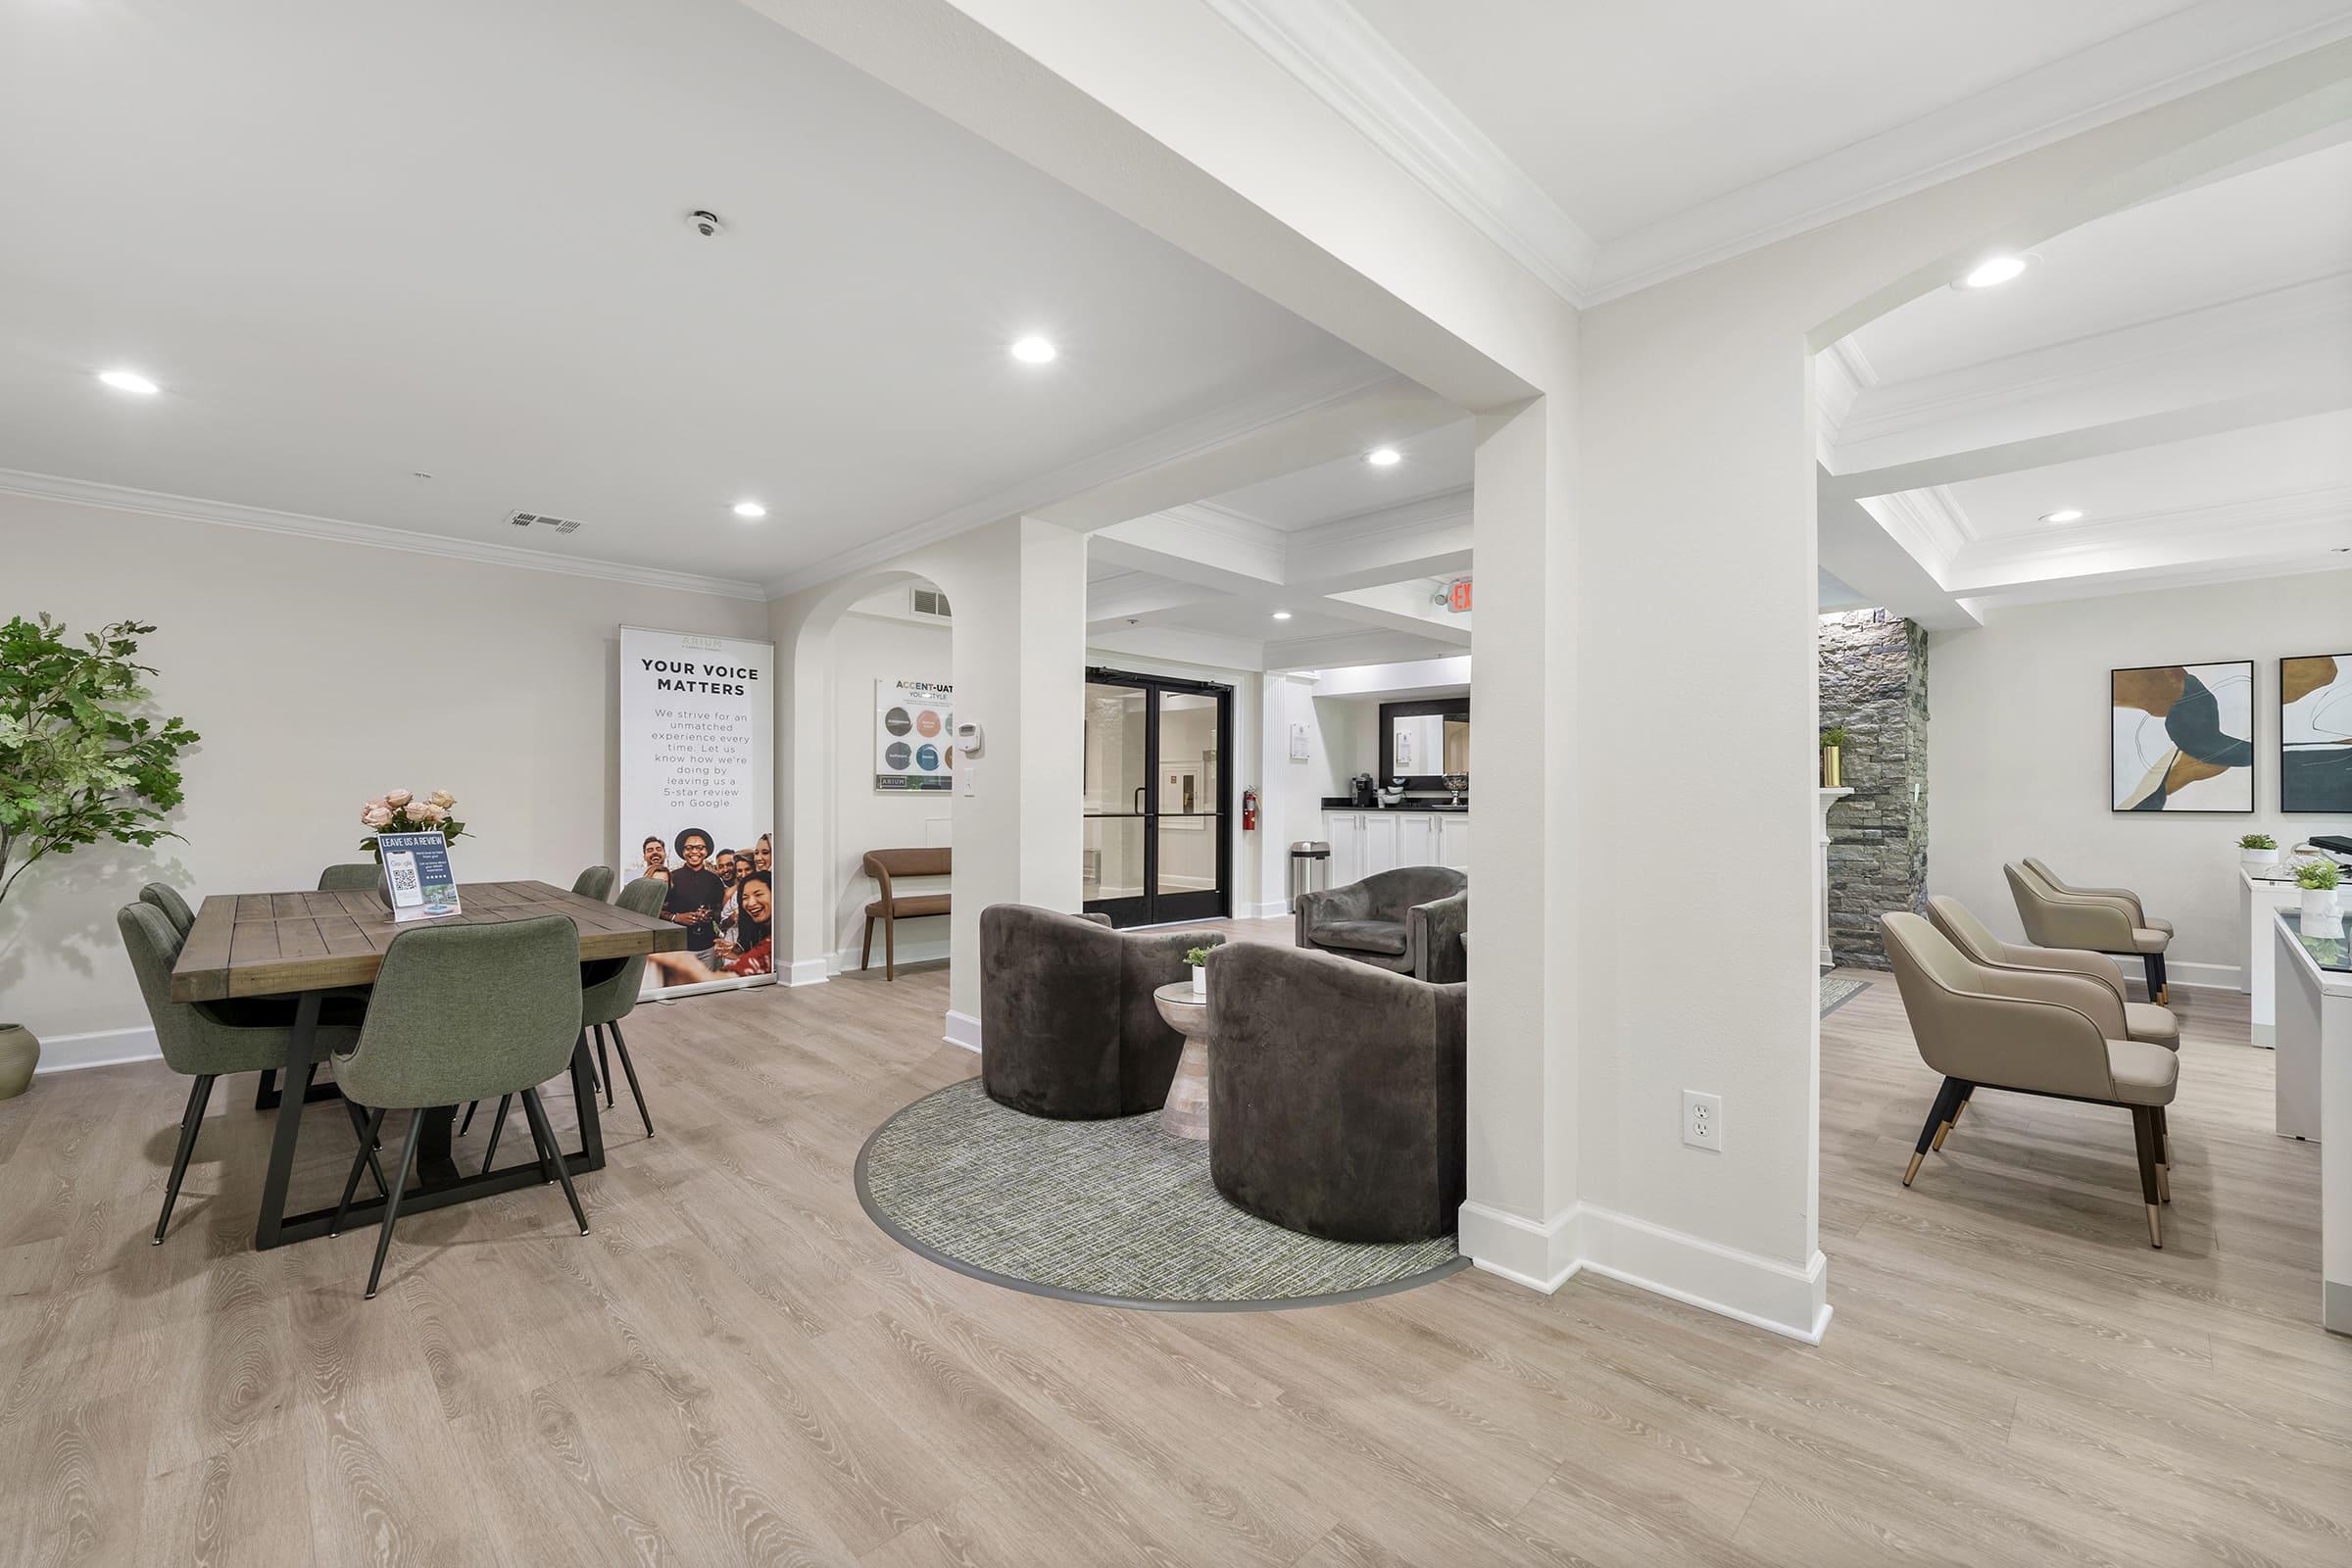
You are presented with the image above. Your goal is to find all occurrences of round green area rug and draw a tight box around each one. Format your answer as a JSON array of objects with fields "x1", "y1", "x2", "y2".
[{"x1": 857, "y1": 1077, "x2": 1465, "y2": 1311}]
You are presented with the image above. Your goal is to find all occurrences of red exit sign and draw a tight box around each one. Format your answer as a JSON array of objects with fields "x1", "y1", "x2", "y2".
[{"x1": 1445, "y1": 577, "x2": 1471, "y2": 612}]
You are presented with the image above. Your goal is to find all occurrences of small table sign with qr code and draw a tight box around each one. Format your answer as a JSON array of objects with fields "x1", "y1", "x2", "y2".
[{"x1": 374, "y1": 831, "x2": 462, "y2": 921}]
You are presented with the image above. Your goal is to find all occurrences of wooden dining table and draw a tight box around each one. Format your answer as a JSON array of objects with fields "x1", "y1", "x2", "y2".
[{"x1": 169, "y1": 879, "x2": 684, "y2": 1250}]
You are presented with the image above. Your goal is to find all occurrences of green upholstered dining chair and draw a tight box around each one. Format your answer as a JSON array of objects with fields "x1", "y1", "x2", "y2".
[
  {"x1": 470, "y1": 874, "x2": 662, "y2": 1159},
  {"x1": 571, "y1": 865, "x2": 616, "y2": 903},
  {"x1": 117, "y1": 903, "x2": 381, "y2": 1245},
  {"x1": 326, "y1": 914, "x2": 589, "y2": 1298},
  {"x1": 318, "y1": 862, "x2": 381, "y2": 892},
  {"x1": 139, "y1": 883, "x2": 196, "y2": 938}
]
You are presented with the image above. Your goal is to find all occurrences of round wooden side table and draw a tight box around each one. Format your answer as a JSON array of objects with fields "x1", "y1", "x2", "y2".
[{"x1": 1152, "y1": 981, "x2": 1213, "y2": 1141}]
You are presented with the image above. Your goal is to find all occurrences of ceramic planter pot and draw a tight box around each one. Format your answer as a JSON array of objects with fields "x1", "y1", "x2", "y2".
[
  {"x1": 0, "y1": 1024, "x2": 36, "y2": 1101},
  {"x1": 2242, "y1": 846, "x2": 2281, "y2": 868},
  {"x1": 1190, "y1": 965, "x2": 1207, "y2": 997},
  {"x1": 2303, "y1": 887, "x2": 2341, "y2": 927}
]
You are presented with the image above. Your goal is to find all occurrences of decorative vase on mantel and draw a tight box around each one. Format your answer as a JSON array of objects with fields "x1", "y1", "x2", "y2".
[
  {"x1": 1821, "y1": 746, "x2": 1842, "y2": 789},
  {"x1": 0, "y1": 1024, "x2": 37, "y2": 1102}
]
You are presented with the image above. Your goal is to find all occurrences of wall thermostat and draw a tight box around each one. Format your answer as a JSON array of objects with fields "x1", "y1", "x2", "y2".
[{"x1": 954, "y1": 721, "x2": 984, "y2": 759}]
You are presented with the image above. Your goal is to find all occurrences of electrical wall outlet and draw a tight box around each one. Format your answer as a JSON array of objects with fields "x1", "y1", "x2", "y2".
[{"x1": 1683, "y1": 1090, "x2": 1723, "y2": 1152}]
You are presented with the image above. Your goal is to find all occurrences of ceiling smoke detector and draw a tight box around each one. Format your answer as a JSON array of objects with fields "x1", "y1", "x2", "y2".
[{"x1": 686, "y1": 209, "x2": 725, "y2": 238}]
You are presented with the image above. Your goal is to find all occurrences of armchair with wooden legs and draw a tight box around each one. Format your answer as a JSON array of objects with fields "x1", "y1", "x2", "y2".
[
  {"x1": 1881, "y1": 911, "x2": 2180, "y2": 1249},
  {"x1": 1926, "y1": 895, "x2": 2180, "y2": 1051},
  {"x1": 2004, "y1": 859, "x2": 2175, "y2": 1005}
]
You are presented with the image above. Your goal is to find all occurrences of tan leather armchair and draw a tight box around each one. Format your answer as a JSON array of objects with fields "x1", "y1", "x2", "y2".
[
  {"x1": 2004, "y1": 860, "x2": 2173, "y2": 1004},
  {"x1": 1926, "y1": 895, "x2": 2179, "y2": 1051},
  {"x1": 1882, "y1": 912, "x2": 2179, "y2": 1248}
]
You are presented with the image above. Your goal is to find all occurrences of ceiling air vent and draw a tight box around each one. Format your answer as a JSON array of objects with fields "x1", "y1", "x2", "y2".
[
  {"x1": 506, "y1": 510, "x2": 583, "y2": 534},
  {"x1": 911, "y1": 586, "x2": 952, "y2": 619}
]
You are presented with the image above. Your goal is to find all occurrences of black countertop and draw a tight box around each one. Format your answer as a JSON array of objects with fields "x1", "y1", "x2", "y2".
[{"x1": 1319, "y1": 798, "x2": 1470, "y2": 813}]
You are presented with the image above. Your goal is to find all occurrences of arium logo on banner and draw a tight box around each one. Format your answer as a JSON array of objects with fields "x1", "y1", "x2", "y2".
[{"x1": 618, "y1": 627, "x2": 776, "y2": 997}]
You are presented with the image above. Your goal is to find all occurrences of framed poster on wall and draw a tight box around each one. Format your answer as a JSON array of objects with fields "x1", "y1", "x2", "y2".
[
  {"x1": 2281, "y1": 653, "x2": 2352, "y2": 812},
  {"x1": 2111, "y1": 661, "x2": 2254, "y2": 812},
  {"x1": 618, "y1": 626, "x2": 776, "y2": 997},
  {"x1": 876, "y1": 679, "x2": 954, "y2": 793}
]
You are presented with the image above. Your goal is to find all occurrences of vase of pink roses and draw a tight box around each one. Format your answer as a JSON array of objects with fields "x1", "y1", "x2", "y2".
[{"x1": 358, "y1": 789, "x2": 469, "y2": 858}]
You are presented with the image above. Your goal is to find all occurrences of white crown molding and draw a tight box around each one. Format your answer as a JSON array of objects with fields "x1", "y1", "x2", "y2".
[
  {"x1": 1812, "y1": 338, "x2": 1880, "y2": 447},
  {"x1": 764, "y1": 362, "x2": 1402, "y2": 599},
  {"x1": 1861, "y1": 487, "x2": 1971, "y2": 575},
  {"x1": 1200, "y1": 0, "x2": 1597, "y2": 304},
  {"x1": 0, "y1": 467, "x2": 769, "y2": 601},
  {"x1": 1206, "y1": 0, "x2": 2352, "y2": 310},
  {"x1": 1835, "y1": 270, "x2": 2352, "y2": 453}
]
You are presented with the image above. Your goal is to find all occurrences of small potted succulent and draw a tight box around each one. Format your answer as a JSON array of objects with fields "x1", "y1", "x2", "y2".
[
  {"x1": 2295, "y1": 858, "x2": 2342, "y2": 926},
  {"x1": 1820, "y1": 725, "x2": 1849, "y2": 789},
  {"x1": 2239, "y1": 832, "x2": 2280, "y2": 869},
  {"x1": 1184, "y1": 940, "x2": 1223, "y2": 997}
]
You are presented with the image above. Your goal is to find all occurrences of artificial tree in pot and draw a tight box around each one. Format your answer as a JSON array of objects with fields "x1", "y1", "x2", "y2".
[{"x1": 0, "y1": 615, "x2": 199, "y2": 1098}]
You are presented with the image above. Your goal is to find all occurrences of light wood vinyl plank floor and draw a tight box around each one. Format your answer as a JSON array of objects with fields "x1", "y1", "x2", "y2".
[{"x1": 2, "y1": 930, "x2": 2346, "y2": 1566}]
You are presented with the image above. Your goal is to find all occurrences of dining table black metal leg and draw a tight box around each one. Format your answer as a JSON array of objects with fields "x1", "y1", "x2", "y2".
[
  {"x1": 569, "y1": 1030, "x2": 606, "y2": 1170},
  {"x1": 340, "y1": 1097, "x2": 390, "y2": 1198},
  {"x1": 254, "y1": 992, "x2": 321, "y2": 1250}
]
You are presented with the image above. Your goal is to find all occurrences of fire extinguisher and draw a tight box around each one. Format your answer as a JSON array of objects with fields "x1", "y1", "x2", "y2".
[{"x1": 1242, "y1": 789, "x2": 1258, "y2": 832}]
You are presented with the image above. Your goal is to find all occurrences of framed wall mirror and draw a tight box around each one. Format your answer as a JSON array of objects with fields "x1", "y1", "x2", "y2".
[{"x1": 1378, "y1": 697, "x2": 1470, "y2": 791}]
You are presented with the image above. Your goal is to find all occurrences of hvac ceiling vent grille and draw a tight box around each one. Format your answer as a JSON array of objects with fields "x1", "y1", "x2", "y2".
[
  {"x1": 507, "y1": 511, "x2": 583, "y2": 534},
  {"x1": 911, "y1": 586, "x2": 952, "y2": 619}
]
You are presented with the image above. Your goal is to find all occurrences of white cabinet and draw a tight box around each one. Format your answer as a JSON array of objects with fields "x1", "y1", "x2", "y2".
[
  {"x1": 1324, "y1": 810, "x2": 1362, "y2": 885},
  {"x1": 1321, "y1": 809, "x2": 1470, "y2": 880},
  {"x1": 1436, "y1": 813, "x2": 1470, "y2": 871}
]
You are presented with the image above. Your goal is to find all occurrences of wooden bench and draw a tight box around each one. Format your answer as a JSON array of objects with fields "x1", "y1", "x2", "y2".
[{"x1": 859, "y1": 847, "x2": 951, "y2": 981}]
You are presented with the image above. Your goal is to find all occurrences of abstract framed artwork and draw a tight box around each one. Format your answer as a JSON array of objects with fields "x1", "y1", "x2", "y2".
[
  {"x1": 2281, "y1": 654, "x2": 2352, "y2": 812},
  {"x1": 2111, "y1": 661, "x2": 2253, "y2": 812}
]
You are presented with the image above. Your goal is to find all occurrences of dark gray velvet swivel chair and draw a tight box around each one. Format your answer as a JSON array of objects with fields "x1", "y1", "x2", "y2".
[
  {"x1": 1295, "y1": 865, "x2": 1467, "y2": 982},
  {"x1": 139, "y1": 882, "x2": 196, "y2": 938},
  {"x1": 118, "y1": 903, "x2": 377, "y2": 1245},
  {"x1": 979, "y1": 904, "x2": 1215, "y2": 1119},
  {"x1": 318, "y1": 862, "x2": 382, "y2": 892},
  {"x1": 328, "y1": 915, "x2": 589, "y2": 1298},
  {"x1": 1208, "y1": 942, "x2": 1467, "y2": 1243}
]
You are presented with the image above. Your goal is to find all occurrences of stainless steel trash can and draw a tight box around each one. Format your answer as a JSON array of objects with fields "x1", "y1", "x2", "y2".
[{"x1": 1287, "y1": 840, "x2": 1331, "y2": 910}]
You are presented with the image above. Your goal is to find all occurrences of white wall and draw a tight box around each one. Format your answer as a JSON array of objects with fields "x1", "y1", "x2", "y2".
[
  {"x1": 1930, "y1": 569, "x2": 2352, "y2": 989},
  {"x1": 0, "y1": 492, "x2": 770, "y2": 1068},
  {"x1": 829, "y1": 605, "x2": 954, "y2": 968}
]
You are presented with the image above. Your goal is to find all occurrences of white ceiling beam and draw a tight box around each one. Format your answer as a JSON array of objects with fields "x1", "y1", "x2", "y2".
[
  {"x1": 1036, "y1": 376, "x2": 1467, "y2": 532},
  {"x1": 1263, "y1": 625, "x2": 1462, "y2": 673},
  {"x1": 1822, "y1": 376, "x2": 2352, "y2": 502},
  {"x1": 1321, "y1": 581, "x2": 1472, "y2": 646},
  {"x1": 1814, "y1": 480, "x2": 1981, "y2": 632}
]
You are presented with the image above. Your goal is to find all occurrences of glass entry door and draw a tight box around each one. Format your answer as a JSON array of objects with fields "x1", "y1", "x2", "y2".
[{"x1": 1082, "y1": 668, "x2": 1231, "y2": 928}]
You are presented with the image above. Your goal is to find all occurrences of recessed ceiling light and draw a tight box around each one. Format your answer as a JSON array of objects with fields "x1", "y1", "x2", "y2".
[
  {"x1": 2039, "y1": 508, "x2": 2084, "y2": 524},
  {"x1": 98, "y1": 368, "x2": 159, "y2": 395},
  {"x1": 1366, "y1": 447, "x2": 1401, "y2": 466},
  {"x1": 1010, "y1": 335, "x2": 1056, "y2": 365},
  {"x1": 732, "y1": 501, "x2": 767, "y2": 519},
  {"x1": 1956, "y1": 254, "x2": 2030, "y2": 290},
  {"x1": 1271, "y1": 611, "x2": 1293, "y2": 620}
]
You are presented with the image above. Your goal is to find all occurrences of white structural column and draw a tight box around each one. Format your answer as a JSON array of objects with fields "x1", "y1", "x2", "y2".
[
  {"x1": 1818, "y1": 787, "x2": 1852, "y2": 969},
  {"x1": 771, "y1": 515, "x2": 1085, "y2": 1042},
  {"x1": 1457, "y1": 395, "x2": 1584, "y2": 1289},
  {"x1": 1253, "y1": 672, "x2": 1296, "y2": 918}
]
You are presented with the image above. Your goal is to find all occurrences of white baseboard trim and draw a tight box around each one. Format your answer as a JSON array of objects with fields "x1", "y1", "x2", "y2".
[
  {"x1": 943, "y1": 1009, "x2": 982, "y2": 1054},
  {"x1": 1242, "y1": 900, "x2": 1293, "y2": 920},
  {"x1": 831, "y1": 937, "x2": 951, "y2": 976},
  {"x1": 1576, "y1": 1202, "x2": 1833, "y2": 1345},
  {"x1": 1457, "y1": 1199, "x2": 1580, "y2": 1293},
  {"x1": 1460, "y1": 1197, "x2": 1833, "y2": 1345},
  {"x1": 31, "y1": 1025, "x2": 161, "y2": 1074},
  {"x1": 2165, "y1": 960, "x2": 2240, "y2": 992},
  {"x1": 783, "y1": 957, "x2": 830, "y2": 987}
]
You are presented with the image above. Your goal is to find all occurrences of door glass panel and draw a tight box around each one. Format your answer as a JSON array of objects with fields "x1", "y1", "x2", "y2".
[
  {"x1": 1152, "y1": 692, "x2": 1218, "y2": 898},
  {"x1": 1082, "y1": 682, "x2": 1151, "y2": 904}
]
